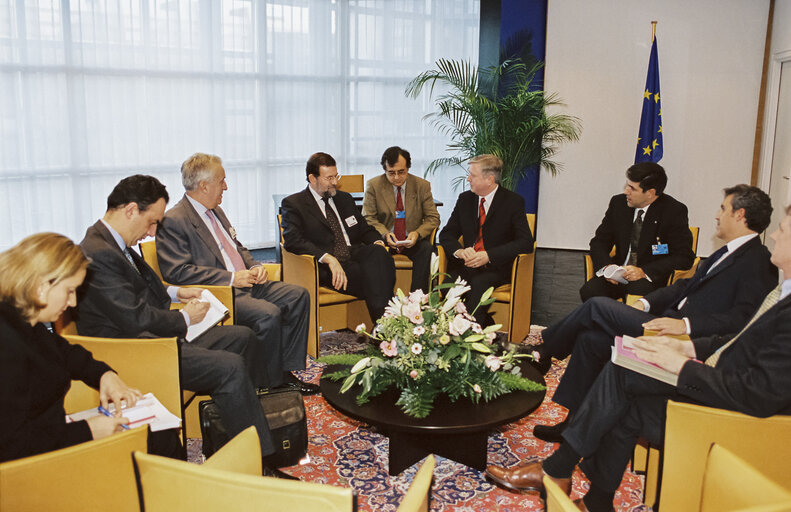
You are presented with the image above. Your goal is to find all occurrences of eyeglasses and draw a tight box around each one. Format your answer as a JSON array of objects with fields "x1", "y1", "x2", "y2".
[
  {"x1": 386, "y1": 170, "x2": 408, "y2": 177},
  {"x1": 321, "y1": 173, "x2": 341, "y2": 183}
]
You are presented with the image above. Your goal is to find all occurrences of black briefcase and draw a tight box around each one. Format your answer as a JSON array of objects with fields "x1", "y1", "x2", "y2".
[{"x1": 199, "y1": 387, "x2": 308, "y2": 468}]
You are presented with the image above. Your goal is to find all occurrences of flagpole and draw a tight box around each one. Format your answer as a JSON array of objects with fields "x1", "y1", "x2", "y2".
[{"x1": 651, "y1": 20, "x2": 657, "y2": 42}]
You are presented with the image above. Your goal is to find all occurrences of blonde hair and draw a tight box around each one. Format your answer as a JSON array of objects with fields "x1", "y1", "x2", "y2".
[
  {"x1": 469, "y1": 154, "x2": 503, "y2": 182},
  {"x1": 181, "y1": 153, "x2": 223, "y2": 191},
  {"x1": 0, "y1": 233, "x2": 89, "y2": 321}
]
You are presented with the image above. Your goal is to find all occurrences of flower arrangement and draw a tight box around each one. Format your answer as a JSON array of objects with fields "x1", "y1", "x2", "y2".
[{"x1": 319, "y1": 255, "x2": 545, "y2": 418}]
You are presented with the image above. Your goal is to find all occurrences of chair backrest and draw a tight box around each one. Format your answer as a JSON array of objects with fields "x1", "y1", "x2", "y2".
[
  {"x1": 659, "y1": 401, "x2": 791, "y2": 510},
  {"x1": 202, "y1": 426, "x2": 262, "y2": 475},
  {"x1": 133, "y1": 451, "x2": 356, "y2": 511},
  {"x1": 396, "y1": 454, "x2": 435, "y2": 512},
  {"x1": 62, "y1": 335, "x2": 183, "y2": 429},
  {"x1": 140, "y1": 240, "x2": 166, "y2": 282},
  {"x1": 699, "y1": 444, "x2": 791, "y2": 512},
  {"x1": 0, "y1": 426, "x2": 148, "y2": 512},
  {"x1": 690, "y1": 226, "x2": 700, "y2": 255},
  {"x1": 336, "y1": 174, "x2": 365, "y2": 193}
]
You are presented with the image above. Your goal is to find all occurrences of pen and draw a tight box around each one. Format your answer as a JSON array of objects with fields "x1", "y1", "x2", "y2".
[{"x1": 98, "y1": 405, "x2": 130, "y2": 430}]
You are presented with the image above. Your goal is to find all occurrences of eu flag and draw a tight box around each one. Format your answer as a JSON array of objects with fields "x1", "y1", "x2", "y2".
[{"x1": 635, "y1": 35, "x2": 662, "y2": 163}]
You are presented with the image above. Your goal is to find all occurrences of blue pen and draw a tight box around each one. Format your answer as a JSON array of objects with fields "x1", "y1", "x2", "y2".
[{"x1": 98, "y1": 405, "x2": 130, "y2": 430}]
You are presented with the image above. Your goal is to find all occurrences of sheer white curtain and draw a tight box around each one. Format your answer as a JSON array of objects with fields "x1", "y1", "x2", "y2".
[{"x1": 0, "y1": 0, "x2": 478, "y2": 250}]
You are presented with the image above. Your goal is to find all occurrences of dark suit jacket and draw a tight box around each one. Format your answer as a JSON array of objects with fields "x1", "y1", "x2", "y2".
[
  {"x1": 643, "y1": 236, "x2": 777, "y2": 337},
  {"x1": 76, "y1": 221, "x2": 188, "y2": 339},
  {"x1": 0, "y1": 302, "x2": 111, "y2": 462},
  {"x1": 157, "y1": 196, "x2": 256, "y2": 286},
  {"x1": 590, "y1": 193, "x2": 694, "y2": 284},
  {"x1": 439, "y1": 187, "x2": 534, "y2": 272},
  {"x1": 281, "y1": 187, "x2": 382, "y2": 259},
  {"x1": 362, "y1": 173, "x2": 440, "y2": 240},
  {"x1": 678, "y1": 291, "x2": 791, "y2": 417}
]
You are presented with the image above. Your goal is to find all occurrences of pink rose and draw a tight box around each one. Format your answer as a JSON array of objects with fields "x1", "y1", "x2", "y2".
[{"x1": 379, "y1": 340, "x2": 398, "y2": 357}]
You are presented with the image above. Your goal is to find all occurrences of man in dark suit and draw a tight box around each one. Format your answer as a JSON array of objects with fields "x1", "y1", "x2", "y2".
[
  {"x1": 363, "y1": 146, "x2": 440, "y2": 292},
  {"x1": 582, "y1": 162, "x2": 694, "y2": 301},
  {"x1": 155, "y1": 153, "x2": 316, "y2": 395},
  {"x1": 439, "y1": 154, "x2": 534, "y2": 327},
  {"x1": 281, "y1": 152, "x2": 395, "y2": 322},
  {"x1": 75, "y1": 175, "x2": 291, "y2": 478},
  {"x1": 532, "y1": 185, "x2": 777, "y2": 442},
  {"x1": 486, "y1": 205, "x2": 791, "y2": 512}
]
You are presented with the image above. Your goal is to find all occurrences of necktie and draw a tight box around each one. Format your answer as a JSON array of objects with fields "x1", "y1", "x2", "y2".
[
  {"x1": 206, "y1": 210, "x2": 246, "y2": 272},
  {"x1": 702, "y1": 245, "x2": 729, "y2": 275},
  {"x1": 704, "y1": 284, "x2": 782, "y2": 367},
  {"x1": 474, "y1": 197, "x2": 486, "y2": 252},
  {"x1": 394, "y1": 186, "x2": 406, "y2": 240},
  {"x1": 628, "y1": 209, "x2": 644, "y2": 265},
  {"x1": 322, "y1": 197, "x2": 351, "y2": 262},
  {"x1": 123, "y1": 247, "x2": 141, "y2": 275}
]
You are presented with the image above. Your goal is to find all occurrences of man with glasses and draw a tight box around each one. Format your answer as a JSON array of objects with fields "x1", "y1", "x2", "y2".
[
  {"x1": 363, "y1": 146, "x2": 440, "y2": 292},
  {"x1": 155, "y1": 153, "x2": 317, "y2": 395},
  {"x1": 281, "y1": 152, "x2": 395, "y2": 322}
]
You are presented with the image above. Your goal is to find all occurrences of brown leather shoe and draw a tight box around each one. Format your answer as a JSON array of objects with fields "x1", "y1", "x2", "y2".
[{"x1": 485, "y1": 462, "x2": 571, "y2": 494}]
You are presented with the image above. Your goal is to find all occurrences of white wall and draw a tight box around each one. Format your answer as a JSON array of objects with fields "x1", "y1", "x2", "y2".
[
  {"x1": 770, "y1": 0, "x2": 791, "y2": 53},
  {"x1": 539, "y1": 0, "x2": 770, "y2": 256}
]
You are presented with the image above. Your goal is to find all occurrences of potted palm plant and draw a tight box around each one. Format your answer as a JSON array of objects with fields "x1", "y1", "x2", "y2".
[{"x1": 405, "y1": 57, "x2": 581, "y2": 190}]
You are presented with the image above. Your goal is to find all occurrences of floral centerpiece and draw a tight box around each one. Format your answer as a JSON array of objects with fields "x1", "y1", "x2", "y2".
[{"x1": 319, "y1": 255, "x2": 545, "y2": 418}]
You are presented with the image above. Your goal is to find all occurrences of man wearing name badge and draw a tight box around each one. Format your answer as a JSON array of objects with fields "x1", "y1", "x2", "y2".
[
  {"x1": 75, "y1": 175, "x2": 293, "y2": 478},
  {"x1": 363, "y1": 146, "x2": 440, "y2": 292},
  {"x1": 485, "y1": 205, "x2": 791, "y2": 512},
  {"x1": 582, "y1": 162, "x2": 694, "y2": 302},
  {"x1": 156, "y1": 153, "x2": 316, "y2": 395},
  {"x1": 439, "y1": 154, "x2": 533, "y2": 327},
  {"x1": 281, "y1": 152, "x2": 395, "y2": 322},
  {"x1": 530, "y1": 185, "x2": 777, "y2": 443}
]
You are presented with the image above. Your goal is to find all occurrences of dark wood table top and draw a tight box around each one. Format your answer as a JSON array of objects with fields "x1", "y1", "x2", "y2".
[{"x1": 320, "y1": 362, "x2": 545, "y2": 435}]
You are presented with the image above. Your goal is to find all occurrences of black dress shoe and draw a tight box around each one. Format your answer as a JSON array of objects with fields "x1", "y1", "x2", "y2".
[
  {"x1": 262, "y1": 465, "x2": 299, "y2": 480},
  {"x1": 280, "y1": 373, "x2": 320, "y2": 395},
  {"x1": 533, "y1": 418, "x2": 569, "y2": 443}
]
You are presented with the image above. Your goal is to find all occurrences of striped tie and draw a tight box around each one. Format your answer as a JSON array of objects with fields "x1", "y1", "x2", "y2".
[{"x1": 705, "y1": 284, "x2": 782, "y2": 367}]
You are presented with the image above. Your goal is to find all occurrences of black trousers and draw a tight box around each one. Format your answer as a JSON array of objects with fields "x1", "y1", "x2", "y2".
[
  {"x1": 446, "y1": 261, "x2": 510, "y2": 327},
  {"x1": 396, "y1": 237, "x2": 435, "y2": 292},
  {"x1": 580, "y1": 275, "x2": 662, "y2": 302}
]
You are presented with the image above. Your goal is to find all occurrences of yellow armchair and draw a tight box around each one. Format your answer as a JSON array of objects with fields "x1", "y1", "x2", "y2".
[{"x1": 396, "y1": 454, "x2": 435, "y2": 512}]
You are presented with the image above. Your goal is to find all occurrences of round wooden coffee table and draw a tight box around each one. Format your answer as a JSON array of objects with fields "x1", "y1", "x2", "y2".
[{"x1": 320, "y1": 363, "x2": 546, "y2": 475}]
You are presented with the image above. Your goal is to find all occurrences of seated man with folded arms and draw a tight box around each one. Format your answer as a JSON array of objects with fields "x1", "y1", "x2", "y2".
[
  {"x1": 486, "y1": 204, "x2": 791, "y2": 512},
  {"x1": 582, "y1": 162, "x2": 694, "y2": 301},
  {"x1": 156, "y1": 153, "x2": 316, "y2": 395},
  {"x1": 531, "y1": 185, "x2": 776, "y2": 442},
  {"x1": 281, "y1": 152, "x2": 396, "y2": 322},
  {"x1": 75, "y1": 175, "x2": 294, "y2": 478},
  {"x1": 363, "y1": 146, "x2": 440, "y2": 292}
]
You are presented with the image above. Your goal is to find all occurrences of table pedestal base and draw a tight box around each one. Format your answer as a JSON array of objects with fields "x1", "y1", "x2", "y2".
[{"x1": 386, "y1": 429, "x2": 488, "y2": 475}]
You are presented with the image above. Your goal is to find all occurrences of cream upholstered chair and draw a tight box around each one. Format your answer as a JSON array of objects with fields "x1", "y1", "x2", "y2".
[
  {"x1": 0, "y1": 426, "x2": 148, "y2": 512},
  {"x1": 133, "y1": 451, "x2": 356, "y2": 511},
  {"x1": 656, "y1": 400, "x2": 791, "y2": 510},
  {"x1": 202, "y1": 426, "x2": 262, "y2": 475},
  {"x1": 437, "y1": 213, "x2": 537, "y2": 343},
  {"x1": 278, "y1": 214, "x2": 372, "y2": 358},
  {"x1": 699, "y1": 444, "x2": 791, "y2": 512},
  {"x1": 396, "y1": 454, "x2": 435, "y2": 512},
  {"x1": 336, "y1": 173, "x2": 365, "y2": 193},
  {"x1": 543, "y1": 475, "x2": 582, "y2": 512},
  {"x1": 62, "y1": 334, "x2": 185, "y2": 445}
]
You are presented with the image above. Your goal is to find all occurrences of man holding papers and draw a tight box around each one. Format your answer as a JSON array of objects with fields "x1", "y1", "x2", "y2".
[
  {"x1": 76, "y1": 175, "x2": 291, "y2": 477},
  {"x1": 485, "y1": 204, "x2": 791, "y2": 512},
  {"x1": 532, "y1": 185, "x2": 776, "y2": 442}
]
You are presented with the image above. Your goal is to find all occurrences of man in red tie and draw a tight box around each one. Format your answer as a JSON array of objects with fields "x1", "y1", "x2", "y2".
[
  {"x1": 362, "y1": 146, "x2": 441, "y2": 292},
  {"x1": 439, "y1": 154, "x2": 534, "y2": 327},
  {"x1": 156, "y1": 153, "x2": 317, "y2": 395}
]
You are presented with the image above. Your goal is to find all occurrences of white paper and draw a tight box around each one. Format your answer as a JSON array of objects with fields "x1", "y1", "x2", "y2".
[
  {"x1": 65, "y1": 393, "x2": 181, "y2": 432},
  {"x1": 185, "y1": 289, "x2": 230, "y2": 342}
]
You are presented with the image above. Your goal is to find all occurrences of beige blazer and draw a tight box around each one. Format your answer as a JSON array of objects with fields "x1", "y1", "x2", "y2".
[{"x1": 362, "y1": 173, "x2": 440, "y2": 240}]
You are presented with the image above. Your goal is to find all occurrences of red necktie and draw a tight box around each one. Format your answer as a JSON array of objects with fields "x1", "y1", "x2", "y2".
[
  {"x1": 474, "y1": 197, "x2": 486, "y2": 252},
  {"x1": 206, "y1": 210, "x2": 246, "y2": 271},
  {"x1": 394, "y1": 186, "x2": 406, "y2": 240}
]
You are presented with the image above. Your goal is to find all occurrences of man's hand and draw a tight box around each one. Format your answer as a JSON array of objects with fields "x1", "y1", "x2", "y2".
[
  {"x1": 622, "y1": 265, "x2": 647, "y2": 281},
  {"x1": 642, "y1": 317, "x2": 687, "y2": 335},
  {"x1": 454, "y1": 247, "x2": 477, "y2": 262},
  {"x1": 464, "y1": 250, "x2": 490, "y2": 268},
  {"x1": 385, "y1": 232, "x2": 399, "y2": 249},
  {"x1": 631, "y1": 336, "x2": 697, "y2": 374},
  {"x1": 324, "y1": 254, "x2": 348, "y2": 291},
  {"x1": 183, "y1": 299, "x2": 209, "y2": 324},
  {"x1": 402, "y1": 232, "x2": 419, "y2": 249},
  {"x1": 176, "y1": 287, "x2": 203, "y2": 303},
  {"x1": 86, "y1": 415, "x2": 129, "y2": 440},
  {"x1": 232, "y1": 269, "x2": 257, "y2": 288},
  {"x1": 602, "y1": 264, "x2": 621, "y2": 285},
  {"x1": 99, "y1": 371, "x2": 142, "y2": 412},
  {"x1": 250, "y1": 265, "x2": 268, "y2": 285}
]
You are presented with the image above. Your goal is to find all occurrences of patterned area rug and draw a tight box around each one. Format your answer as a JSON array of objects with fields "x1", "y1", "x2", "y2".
[{"x1": 188, "y1": 328, "x2": 650, "y2": 512}]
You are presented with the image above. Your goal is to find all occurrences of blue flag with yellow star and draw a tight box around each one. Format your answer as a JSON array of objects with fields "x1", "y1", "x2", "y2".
[{"x1": 635, "y1": 35, "x2": 662, "y2": 163}]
